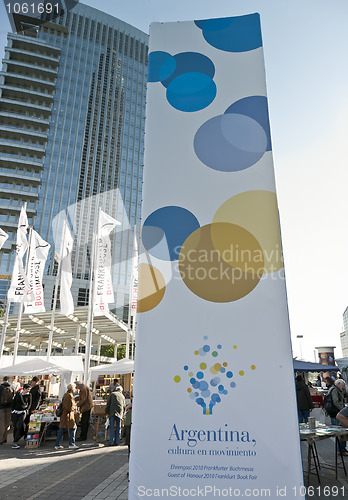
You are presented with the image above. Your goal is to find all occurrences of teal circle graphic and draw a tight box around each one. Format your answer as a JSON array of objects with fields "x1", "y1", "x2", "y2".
[{"x1": 166, "y1": 72, "x2": 216, "y2": 112}]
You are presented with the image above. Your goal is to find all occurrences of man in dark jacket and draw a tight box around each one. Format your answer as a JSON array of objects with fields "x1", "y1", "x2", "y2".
[
  {"x1": 24, "y1": 376, "x2": 41, "y2": 437},
  {"x1": 75, "y1": 381, "x2": 94, "y2": 441},
  {"x1": 29, "y1": 376, "x2": 42, "y2": 413},
  {"x1": 0, "y1": 376, "x2": 14, "y2": 444},
  {"x1": 105, "y1": 386, "x2": 125, "y2": 446},
  {"x1": 295, "y1": 375, "x2": 313, "y2": 423}
]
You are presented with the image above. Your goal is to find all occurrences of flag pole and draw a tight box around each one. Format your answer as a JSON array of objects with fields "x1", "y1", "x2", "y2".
[
  {"x1": 47, "y1": 219, "x2": 67, "y2": 361},
  {"x1": 128, "y1": 225, "x2": 137, "y2": 360},
  {"x1": 0, "y1": 228, "x2": 10, "y2": 358},
  {"x1": 13, "y1": 226, "x2": 32, "y2": 365},
  {"x1": 83, "y1": 208, "x2": 99, "y2": 385},
  {"x1": 0, "y1": 300, "x2": 11, "y2": 359}
]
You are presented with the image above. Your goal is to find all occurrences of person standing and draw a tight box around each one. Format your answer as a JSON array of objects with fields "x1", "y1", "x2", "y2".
[
  {"x1": 11, "y1": 384, "x2": 32, "y2": 449},
  {"x1": 324, "y1": 377, "x2": 347, "y2": 455},
  {"x1": 108, "y1": 378, "x2": 120, "y2": 393},
  {"x1": 29, "y1": 376, "x2": 42, "y2": 413},
  {"x1": 75, "y1": 382, "x2": 94, "y2": 441},
  {"x1": 105, "y1": 386, "x2": 125, "y2": 446},
  {"x1": 24, "y1": 376, "x2": 42, "y2": 437},
  {"x1": 295, "y1": 375, "x2": 313, "y2": 423},
  {"x1": 0, "y1": 376, "x2": 14, "y2": 445},
  {"x1": 11, "y1": 376, "x2": 20, "y2": 393},
  {"x1": 124, "y1": 400, "x2": 132, "y2": 457},
  {"x1": 55, "y1": 383, "x2": 78, "y2": 450}
]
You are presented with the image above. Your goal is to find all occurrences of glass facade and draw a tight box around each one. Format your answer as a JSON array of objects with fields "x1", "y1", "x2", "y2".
[{"x1": 0, "y1": 3, "x2": 148, "y2": 321}]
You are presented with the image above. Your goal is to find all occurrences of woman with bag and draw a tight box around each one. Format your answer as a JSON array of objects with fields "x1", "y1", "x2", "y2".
[{"x1": 54, "y1": 383, "x2": 78, "y2": 450}]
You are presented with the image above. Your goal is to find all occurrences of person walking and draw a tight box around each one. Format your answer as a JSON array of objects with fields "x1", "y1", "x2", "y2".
[
  {"x1": 295, "y1": 375, "x2": 313, "y2": 423},
  {"x1": 75, "y1": 381, "x2": 94, "y2": 441},
  {"x1": 11, "y1": 383, "x2": 32, "y2": 449},
  {"x1": 55, "y1": 383, "x2": 78, "y2": 450},
  {"x1": 0, "y1": 376, "x2": 14, "y2": 445},
  {"x1": 105, "y1": 386, "x2": 125, "y2": 446}
]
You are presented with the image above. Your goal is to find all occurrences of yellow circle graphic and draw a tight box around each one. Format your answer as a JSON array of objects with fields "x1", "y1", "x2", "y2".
[
  {"x1": 213, "y1": 190, "x2": 283, "y2": 273},
  {"x1": 200, "y1": 363, "x2": 207, "y2": 370},
  {"x1": 251, "y1": 365, "x2": 256, "y2": 370},
  {"x1": 239, "y1": 370, "x2": 244, "y2": 376},
  {"x1": 137, "y1": 263, "x2": 166, "y2": 313},
  {"x1": 174, "y1": 375, "x2": 181, "y2": 383},
  {"x1": 179, "y1": 223, "x2": 263, "y2": 302}
]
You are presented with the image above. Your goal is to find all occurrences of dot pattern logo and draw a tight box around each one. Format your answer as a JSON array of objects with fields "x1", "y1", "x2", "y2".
[{"x1": 174, "y1": 336, "x2": 256, "y2": 415}]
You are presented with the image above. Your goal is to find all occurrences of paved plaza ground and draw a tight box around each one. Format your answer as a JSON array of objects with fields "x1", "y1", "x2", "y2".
[{"x1": 1, "y1": 434, "x2": 348, "y2": 499}]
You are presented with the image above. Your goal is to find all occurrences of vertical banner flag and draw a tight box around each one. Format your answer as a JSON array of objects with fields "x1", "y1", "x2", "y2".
[
  {"x1": 24, "y1": 230, "x2": 50, "y2": 314},
  {"x1": 130, "y1": 229, "x2": 138, "y2": 318},
  {"x1": 93, "y1": 210, "x2": 121, "y2": 316},
  {"x1": 129, "y1": 15, "x2": 303, "y2": 498},
  {"x1": 8, "y1": 207, "x2": 32, "y2": 302},
  {"x1": 0, "y1": 227, "x2": 8, "y2": 250},
  {"x1": 60, "y1": 221, "x2": 74, "y2": 316}
]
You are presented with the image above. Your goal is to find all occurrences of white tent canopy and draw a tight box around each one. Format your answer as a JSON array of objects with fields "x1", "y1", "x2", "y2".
[
  {"x1": 0, "y1": 358, "x2": 73, "y2": 398},
  {"x1": 0, "y1": 355, "x2": 83, "y2": 372},
  {"x1": 0, "y1": 357, "x2": 71, "y2": 376},
  {"x1": 89, "y1": 358, "x2": 134, "y2": 380}
]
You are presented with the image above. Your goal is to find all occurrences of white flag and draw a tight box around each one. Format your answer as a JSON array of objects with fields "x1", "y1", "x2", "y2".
[
  {"x1": 0, "y1": 227, "x2": 8, "y2": 250},
  {"x1": 130, "y1": 230, "x2": 138, "y2": 318},
  {"x1": 60, "y1": 221, "x2": 74, "y2": 316},
  {"x1": 24, "y1": 230, "x2": 50, "y2": 314},
  {"x1": 93, "y1": 210, "x2": 121, "y2": 316},
  {"x1": 7, "y1": 207, "x2": 33, "y2": 303}
]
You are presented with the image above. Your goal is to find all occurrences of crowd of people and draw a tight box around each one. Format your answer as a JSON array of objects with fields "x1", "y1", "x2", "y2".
[
  {"x1": 0, "y1": 375, "x2": 132, "y2": 452},
  {"x1": 0, "y1": 375, "x2": 42, "y2": 448},
  {"x1": 295, "y1": 373, "x2": 348, "y2": 455}
]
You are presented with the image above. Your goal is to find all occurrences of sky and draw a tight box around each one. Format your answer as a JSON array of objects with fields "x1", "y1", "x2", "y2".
[{"x1": 1, "y1": 0, "x2": 348, "y2": 362}]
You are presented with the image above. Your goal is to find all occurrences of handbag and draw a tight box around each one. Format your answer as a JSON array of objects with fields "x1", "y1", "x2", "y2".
[{"x1": 56, "y1": 402, "x2": 63, "y2": 417}]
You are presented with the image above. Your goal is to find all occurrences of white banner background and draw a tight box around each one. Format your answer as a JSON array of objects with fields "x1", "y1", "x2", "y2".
[
  {"x1": 130, "y1": 16, "x2": 303, "y2": 499},
  {"x1": 24, "y1": 230, "x2": 50, "y2": 314}
]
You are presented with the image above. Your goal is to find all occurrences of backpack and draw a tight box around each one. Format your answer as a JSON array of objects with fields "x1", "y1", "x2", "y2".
[
  {"x1": 323, "y1": 389, "x2": 338, "y2": 418},
  {"x1": 56, "y1": 402, "x2": 63, "y2": 417},
  {"x1": 0, "y1": 385, "x2": 13, "y2": 405}
]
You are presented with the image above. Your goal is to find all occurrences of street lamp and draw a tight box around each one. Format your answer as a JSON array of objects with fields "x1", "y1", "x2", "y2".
[{"x1": 297, "y1": 335, "x2": 303, "y2": 360}]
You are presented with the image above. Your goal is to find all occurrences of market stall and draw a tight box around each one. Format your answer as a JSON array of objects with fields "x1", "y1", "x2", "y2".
[
  {"x1": 0, "y1": 357, "x2": 73, "y2": 398},
  {"x1": 90, "y1": 358, "x2": 134, "y2": 397},
  {"x1": 89, "y1": 358, "x2": 134, "y2": 440}
]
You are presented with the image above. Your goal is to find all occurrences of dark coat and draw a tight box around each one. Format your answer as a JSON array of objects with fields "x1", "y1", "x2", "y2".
[
  {"x1": 296, "y1": 381, "x2": 314, "y2": 410},
  {"x1": 12, "y1": 392, "x2": 32, "y2": 413},
  {"x1": 29, "y1": 384, "x2": 41, "y2": 413},
  {"x1": 105, "y1": 391, "x2": 125, "y2": 419},
  {"x1": 0, "y1": 382, "x2": 14, "y2": 409},
  {"x1": 77, "y1": 384, "x2": 93, "y2": 413},
  {"x1": 59, "y1": 391, "x2": 76, "y2": 429}
]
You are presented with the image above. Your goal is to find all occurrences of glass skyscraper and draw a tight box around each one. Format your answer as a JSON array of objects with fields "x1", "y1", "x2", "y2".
[{"x1": 0, "y1": 3, "x2": 148, "y2": 322}]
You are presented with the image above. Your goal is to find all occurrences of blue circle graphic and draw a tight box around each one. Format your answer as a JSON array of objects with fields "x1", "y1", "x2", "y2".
[
  {"x1": 161, "y1": 52, "x2": 215, "y2": 88},
  {"x1": 166, "y1": 72, "x2": 216, "y2": 112},
  {"x1": 142, "y1": 206, "x2": 200, "y2": 261},
  {"x1": 194, "y1": 14, "x2": 262, "y2": 53},
  {"x1": 148, "y1": 51, "x2": 176, "y2": 82},
  {"x1": 225, "y1": 96, "x2": 271, "y2": 151}
]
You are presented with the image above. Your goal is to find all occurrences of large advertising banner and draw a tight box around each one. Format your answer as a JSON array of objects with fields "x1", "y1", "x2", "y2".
[{"x1": 129, "y1": 14, "x2": 303, "y2": 499}]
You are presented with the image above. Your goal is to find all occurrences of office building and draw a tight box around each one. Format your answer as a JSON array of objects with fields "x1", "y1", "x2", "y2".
[{"x1": 0, "y1": 3, "x2": 148, "y2": 326}]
